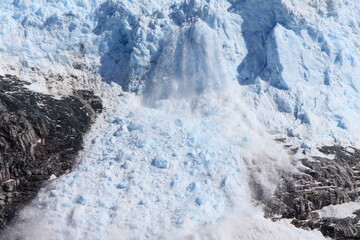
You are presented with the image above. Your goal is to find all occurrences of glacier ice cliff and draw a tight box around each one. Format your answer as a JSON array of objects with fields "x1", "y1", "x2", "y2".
[{"x1": 1, "y1": 0, "x2": 360, "y2": 239}]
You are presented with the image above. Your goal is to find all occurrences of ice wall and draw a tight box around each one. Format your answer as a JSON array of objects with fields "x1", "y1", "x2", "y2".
[
  {"x1": 2, "y1": 0, "x2": 360, "y2": 146},
  {"x1": 0, "y1": 0, "x2": 102, "y2": 92},
  {"x1": 242, "y1": 0, "x2": 360, "y2": 146}
]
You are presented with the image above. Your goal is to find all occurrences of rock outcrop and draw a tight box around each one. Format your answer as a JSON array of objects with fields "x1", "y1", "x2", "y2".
[
  {"x1": 259, "y1": 145, "x2": 360, "y2": 239},
  {"x1": 0, "y1": 75, "x2": 102, "y2": 230}
]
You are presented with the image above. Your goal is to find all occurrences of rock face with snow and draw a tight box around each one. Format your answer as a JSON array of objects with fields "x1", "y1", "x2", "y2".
[
  {"x1": 0, "y1": 75, "x2": 102, "y2": 230},
  {"x1": 258, "y1": 145, "x2": 360, "y2": 239}
]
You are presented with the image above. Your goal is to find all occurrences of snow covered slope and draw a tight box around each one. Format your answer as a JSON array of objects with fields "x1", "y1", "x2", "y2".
[
  {"x1": 1, "y1": 0, "x2": 360, "y2": 239},
  {"x1": 2, "y1": 0, "x2": 360, "y2": 145},
  {"x1": 4, "y1": 82, "x2": 324, "y2": 240}
]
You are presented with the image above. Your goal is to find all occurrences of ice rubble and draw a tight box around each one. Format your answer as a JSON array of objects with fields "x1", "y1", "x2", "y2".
[
  {"x1": 4, "y1": 84, "x2": 324, "y2": 240},
  {"x1": 1, "y1": 0, "x2": 360, "y2": 239},
  {"x1": 1, "y1": 0, "x2": 360, "y2": 145}
]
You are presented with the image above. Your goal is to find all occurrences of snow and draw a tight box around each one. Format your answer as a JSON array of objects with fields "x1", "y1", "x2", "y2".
[
  {"x1": 2, "y1": 0, "x2": 360, "y2": 239},
  {"x1": 317, "y1": 201, "x2": 360, "y2": 219}
]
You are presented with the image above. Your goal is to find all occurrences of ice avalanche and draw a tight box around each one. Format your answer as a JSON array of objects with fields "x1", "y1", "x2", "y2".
[{"x1": 1, "y1": 0, "x2": 360, "y2": 239}]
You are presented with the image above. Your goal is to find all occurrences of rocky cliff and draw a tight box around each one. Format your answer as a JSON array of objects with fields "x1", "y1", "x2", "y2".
[
  {"x1": 259, "y1": 145, "x2": 360, "y2": 239},
  {"x1": 0, "y1": 75, "x2": 102, "y2": 230}
]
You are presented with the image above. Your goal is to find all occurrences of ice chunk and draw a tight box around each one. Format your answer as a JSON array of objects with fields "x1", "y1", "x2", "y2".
[
  {"x1": 195, "y1": 197, "x2": 204, "y2": 206},
  {"x1": 76, "y1": 196, "x2": 87, "y2": 205},
  {"x1": 170, "y1": 180, "x2": 176, "y2": 188},
  {"x1": 127, "y1": 122, "x2": 143, "y2": 132},
  {"x1": 49, "y1": 174, "x2": 57, "y2": 181},
  {"x1": 187, "y1": 182, "x2": 197, "y2": 192},
  {"x1": 50, "y1": 190, "x2": 58, "y2": 197},
  {"x1": 121, "y1": 162, "x2": 129, "y2": 169},
  {"x1": 116, "y1": 183, "x2": 128, "y2": 189},
  {"x1": 112, "y1": 118, "x2": 123, "y2": 125},
  {"x1": 151, "y1": 156, "x2": 168, "y2": 169}
]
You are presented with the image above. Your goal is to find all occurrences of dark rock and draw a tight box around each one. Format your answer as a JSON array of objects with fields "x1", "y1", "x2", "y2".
[
  {"x1": 0, "y1": 75, "x2": 102, "y2": 231},
  {"x1": 253, "y1": 145, "x2": 360, "y2": 239},
  {"x1": 2, "y1": 180, "x2": 16, "y2": 192}
]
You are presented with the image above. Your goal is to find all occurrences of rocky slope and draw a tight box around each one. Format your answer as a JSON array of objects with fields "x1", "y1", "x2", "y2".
[
  {"x1": 0, "y1": 75, "x2": 102, "y2": 230},
  {"x1": 259, "y1": 145, "x2": 360, "y2": 239}
]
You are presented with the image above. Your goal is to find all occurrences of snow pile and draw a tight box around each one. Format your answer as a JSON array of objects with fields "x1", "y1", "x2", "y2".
[{"x1": 317, "y1": 201, "x2": 360, "y2": 219}]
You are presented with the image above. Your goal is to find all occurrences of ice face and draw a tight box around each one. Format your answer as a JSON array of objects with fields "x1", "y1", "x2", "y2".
[{"x1": 2, "y1": 0, "x2": 360, "y2": 145}]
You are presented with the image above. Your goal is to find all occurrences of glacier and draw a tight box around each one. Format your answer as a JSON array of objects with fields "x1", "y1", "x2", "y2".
[{"x1": 1, "y1": 0, "x2": 360, "y2": 239}]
